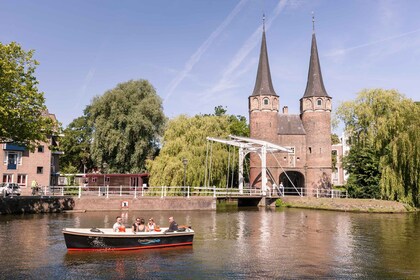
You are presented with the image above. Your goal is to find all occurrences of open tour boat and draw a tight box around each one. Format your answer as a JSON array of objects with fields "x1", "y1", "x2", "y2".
[{"x1": 62, "y1": 227, "x2": 194, "y2": 251}]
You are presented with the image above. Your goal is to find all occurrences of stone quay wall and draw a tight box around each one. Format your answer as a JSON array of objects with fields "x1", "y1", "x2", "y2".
[
  {"x1": 0, "y1": 196, "x2": 75, "y2": 214},
  {"x1": 0, "y1": 196, "x2": 216, "y2": 214},
  {"x1": 72, "y1": 196, "x2": 216, "y2": 211}
]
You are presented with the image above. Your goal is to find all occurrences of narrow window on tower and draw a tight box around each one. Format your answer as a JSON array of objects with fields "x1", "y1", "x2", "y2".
[
  {"x1": 309, "y1": 147, "x2": 312, "y2": 153},
  {"x1": 263, "y1": 98, "x2": 269, "y2": 105},
  {"x1": 317, "y1": 99, "x2": 322, "y2": 106}
]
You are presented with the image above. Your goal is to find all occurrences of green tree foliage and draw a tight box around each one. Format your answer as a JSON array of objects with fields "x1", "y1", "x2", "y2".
[
  {"x1": 331, "y1": 133, "x2": 340, "y2": 144},
  {"x1": 147, "y1": 112, "x2": 249, "y2": 188},
  {"x1": 331, "y1": 133, "x2": 340, "y2": 172},
  {"x1": 60, "y1": 115, "x2": 94, "y2": 172},
  {"x1": 343, "y1": 144, "x2": 381, "y2": 198},
  {"x1": 0, "y1": 42, "x2": 54, "y2": 149},
  {"x1": 214, "y1": 105, "x2": 227, "y2": 116},
  {"x1": 337, "y1": 89, "x2": 420, "y2": 206},
  {"x1": 87, "y1": 79, "x2": 166, "y2": 173}
]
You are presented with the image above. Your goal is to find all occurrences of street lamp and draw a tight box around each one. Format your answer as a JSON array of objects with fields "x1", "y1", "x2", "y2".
[
  {"x1": 103, "y1": 162, "x2": 108, "y2": 190},
  {"x1": 182, "y1": 158, "x2": 188, "y2": 188}
]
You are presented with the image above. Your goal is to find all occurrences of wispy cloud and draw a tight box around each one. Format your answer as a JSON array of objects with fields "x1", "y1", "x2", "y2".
[
  {"x1": 326, "y1": 28, "x2": 420, "y2": 57},
  {"x1": 163, "y1": 0, "x2": 248, "y2": 102},
  {"x1": 209, "y1": 0, "x2": 288, "y2": 94}
]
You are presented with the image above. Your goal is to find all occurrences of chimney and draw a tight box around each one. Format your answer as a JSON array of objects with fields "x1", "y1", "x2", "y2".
[{"x1": 282, "y1": 106, "x2": 288, "y2": 114}]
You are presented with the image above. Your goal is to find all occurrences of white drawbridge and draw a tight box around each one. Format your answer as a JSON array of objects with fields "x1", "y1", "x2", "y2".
[{"x1": 206, "y1": 135, "x2": 293, "y2": 196}]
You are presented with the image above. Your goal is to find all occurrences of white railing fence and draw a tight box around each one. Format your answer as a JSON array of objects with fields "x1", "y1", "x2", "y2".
[{"x1": 36, "y1": 185, "x2": 347, "y2": 199}]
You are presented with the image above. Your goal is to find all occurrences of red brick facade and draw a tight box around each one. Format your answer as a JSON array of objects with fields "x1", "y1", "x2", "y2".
[
  {"x1": 248, "y1": 28, "x2": 332, "y2": 196},
  {"x1": 0, "y1": 113, "x2": 62, "y2": 195}
]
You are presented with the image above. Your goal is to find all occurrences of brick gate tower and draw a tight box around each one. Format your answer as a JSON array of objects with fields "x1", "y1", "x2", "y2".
[
  {"x1": 248, "y1": 17, "x2": 332, "y2": 196},
  {"x1": 300, "y1": 19, "x2": 332, "y2": 195},
  {"x1": 248, "y1": 19, "x2": 279, "y2": 189}
]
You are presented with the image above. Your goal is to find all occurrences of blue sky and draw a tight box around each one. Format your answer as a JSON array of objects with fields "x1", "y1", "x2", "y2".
[{"x1": 1, "y1": 0, "x2": 420, "y2": 133}]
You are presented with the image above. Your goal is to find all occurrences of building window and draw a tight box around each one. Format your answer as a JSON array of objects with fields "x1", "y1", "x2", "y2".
[
  {"x1": 37, "y1": 167, "x2": 43, "y2": 174},
  {"x1": 286, "y1": 146, "x2": 296, "y2": 167},
  {"x1": 2, "y1": 174, "x2": 13, "y2": 183},
  {"x1": 17, "y1": 174, "x2": 27, "y2": 187},
  {"x1": 105, "y1": 177, "x2": 110, "y2": 183},
  {"x1": 263, "y1": 98, "x2": 269, "y2": 105},
  {"x1": 317, "y1": 99, "x2": 322, "y2": 106},
  {"x1": 5, "y1": 152, "x2": 20, "y2": 170},
  {"x1": 91, "y1": 177, "x2": 97, "y2": 183},
  {"x1": 309, "y1": 147, "x2": 312, "y2": 153},
  {"x1": 38, "y1": 145, "x2": 44, "y2": 153}
]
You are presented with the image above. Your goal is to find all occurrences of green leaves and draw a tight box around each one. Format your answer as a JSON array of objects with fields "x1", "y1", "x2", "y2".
[
  {"x1": 337, "y1": 89, "x2": 420, "y2": 206},
  {"x1": 60, "y1": 116, "x2": 93, "y2": 172},
  {"x1": 87, "y1": 79, "x2": 166, "y2": 173},
  {"x1": 0, "y1": 42, "x2": 54, "y2": 149},
  {"x1": 147, "y1": 112, "x2": 249, "y2": 187}
]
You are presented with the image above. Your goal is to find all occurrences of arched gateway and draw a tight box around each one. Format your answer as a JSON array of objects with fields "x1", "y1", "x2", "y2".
[{"x1": 280, "y1": 171, "x2": 305, "y2": 196}]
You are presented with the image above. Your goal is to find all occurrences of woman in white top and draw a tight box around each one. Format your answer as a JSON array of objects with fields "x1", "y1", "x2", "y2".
[{"x1": 147, "y1": 218, "x2": 156, "y2": 231}]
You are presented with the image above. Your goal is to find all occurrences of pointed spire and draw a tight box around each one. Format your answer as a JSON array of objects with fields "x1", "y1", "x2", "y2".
[
  {"x1": 312, "y1": 11, "x2": 315, "y2": 33},
  {"x1": 252, "y1": 15, "x2": 277, "y2": 96},
  {"x1": 303, "y1": 15, "x2": 329, "y2": 98}
]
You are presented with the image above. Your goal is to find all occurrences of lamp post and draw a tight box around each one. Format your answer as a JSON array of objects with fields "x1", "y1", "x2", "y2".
[
  {"x1": 103, "y1": 162, "x2": 108, "y2": 191},
  {"x1": 182, "y1": 158, "x2": 188, "y2": 195}
]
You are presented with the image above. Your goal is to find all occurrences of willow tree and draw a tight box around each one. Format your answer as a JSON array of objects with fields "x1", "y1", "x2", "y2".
[
  {"x1": 147, "y1": 113, "x2": 248, "y2": 189},
  {"x1": 0, "y1": 42, "x2": 53, "y2": 149},
  {"x1": 60, "y1": 115, "x2": 94, "y2": 173},
  {"x1": 337, "y1": 89, "x2": 420, "y2": 206},
  {"x1": 87, "y1": 79, "x2": 166, "y2": 173}
]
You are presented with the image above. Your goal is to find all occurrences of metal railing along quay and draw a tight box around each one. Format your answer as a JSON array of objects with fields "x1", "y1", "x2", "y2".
[{"x1": 28, "y1": 185, "x2": 348, "y2": 199}]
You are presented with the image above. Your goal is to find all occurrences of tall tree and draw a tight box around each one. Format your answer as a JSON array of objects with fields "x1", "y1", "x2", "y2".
[
  {"x1": 60, "y1": 115, "x2": 93, "y2": 173},
  {"x1": 147, "y1": 113, "x2": 249, "y2": 188},
  {"x1": 0, "y1": 42, "x2": 53, "y2": 149},
  {"x1": 337, "y1": 89, "x2": 420, "y2": 206},
  {"x1": 87, "y1": 79, "x2": 166, "y2": 173}
]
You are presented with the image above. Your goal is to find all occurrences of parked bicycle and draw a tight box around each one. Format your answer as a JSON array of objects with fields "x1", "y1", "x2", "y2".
[{"x1": 31, "y1": 186, "x2": 44, "y2": 196}]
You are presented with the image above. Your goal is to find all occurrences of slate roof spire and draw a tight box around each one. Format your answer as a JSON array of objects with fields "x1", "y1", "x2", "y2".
[
  {"x1": 252, "y1": 14, "x2": 277, "y2": 96},
  {"x1": 303, "y1": 13, "x2": 329, "y2": 98}
]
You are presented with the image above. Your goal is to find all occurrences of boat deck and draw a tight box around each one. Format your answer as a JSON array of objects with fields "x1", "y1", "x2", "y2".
[{"x1": 62, "y1": 227, "x2": 194, "y2": 237}]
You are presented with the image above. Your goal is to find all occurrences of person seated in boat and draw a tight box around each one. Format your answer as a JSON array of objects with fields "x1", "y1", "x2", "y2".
[
  {"x1": 113, "y1": 216, "x2": 126, "y2": 232},
  {"x1": 137, "y1": 218, "x2": 148, "y2": 232},
  {"x1": 147, "y1": 218, "x2": 156, "y2": 231},
  {"x1": 166, "y1": 216, "x2": 178, "y2": 232},
  {"x1": 132, "y1": 218, "x2": 141, "y2": 233}
]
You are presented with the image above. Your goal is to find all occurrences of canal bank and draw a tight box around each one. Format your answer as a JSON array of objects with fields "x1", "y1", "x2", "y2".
[
  {"x1": 279, "y1": 197, "x2": 415, "y2": 213},
  {"x1": 1, "y1": 196, "x2": 415, "y2": 214},
  {"x1": 0, "y1": 196, "x2": 216, "y2": 214}
]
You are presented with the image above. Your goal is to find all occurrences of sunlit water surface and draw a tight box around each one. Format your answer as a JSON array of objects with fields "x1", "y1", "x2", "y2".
[{"x1": 0, "y1": 206, "x2": 419, "y2": 279}]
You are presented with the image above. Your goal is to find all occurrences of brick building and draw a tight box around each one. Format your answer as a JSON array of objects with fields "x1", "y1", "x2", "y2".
[
  {"x1": 249, "y1": 20, "x2": 332, "y2": 196},
  {"x1": 1, "y1": 113, "x2": 62, "y2": 194}
]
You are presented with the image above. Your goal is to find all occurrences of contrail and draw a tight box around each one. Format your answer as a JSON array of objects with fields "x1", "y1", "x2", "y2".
[
  {"x1": 327, "y1": 28, "x2": 420, "y2": 57},
  {"x1": 210, "y1": 0, "x2": 288, "y2": 93},
  {"x1": 163, "y1": 0, "x2": 248, "y2": 102}
]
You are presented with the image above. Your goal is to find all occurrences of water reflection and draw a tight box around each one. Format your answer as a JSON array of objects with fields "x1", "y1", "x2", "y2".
[{"x1": 0, "y1": 209, "x2": 418, "y2": 279}]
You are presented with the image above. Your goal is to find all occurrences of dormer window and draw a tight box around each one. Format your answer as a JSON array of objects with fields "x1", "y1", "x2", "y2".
[
  {"x1": 263, "y1": 98, "x2": 269, "y2": 106},
  {"x1": 317, "y1": 99, "x2": 322, "y2": 106}
]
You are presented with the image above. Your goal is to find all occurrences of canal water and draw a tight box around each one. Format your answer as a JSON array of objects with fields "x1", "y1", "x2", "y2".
[{"x1": 0, "y1": 207, "x2": 419, "y2": 279}]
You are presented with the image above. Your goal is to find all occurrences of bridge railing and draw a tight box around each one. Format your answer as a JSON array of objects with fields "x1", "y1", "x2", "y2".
[{"x1": 36, "y1": 185, "x2": 347, "y2": 199}]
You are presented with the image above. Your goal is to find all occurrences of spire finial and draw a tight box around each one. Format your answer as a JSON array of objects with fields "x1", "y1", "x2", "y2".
[
  {"x1": 263, "y1": 13, "x2": 266, "y2": 32},
  {"x1": 312, "y1": 11, "x2": 315, "y2": 33}
]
